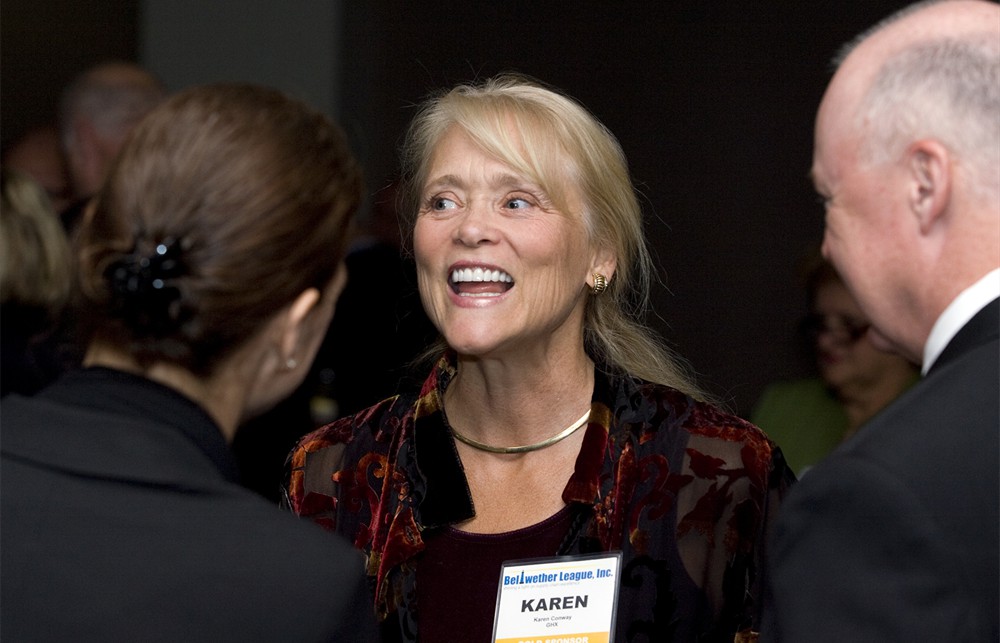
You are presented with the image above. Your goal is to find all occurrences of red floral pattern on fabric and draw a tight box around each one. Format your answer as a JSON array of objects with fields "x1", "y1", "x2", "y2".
[{"x1": 282, "y1": 356, "x2": 792, "y2": 643}]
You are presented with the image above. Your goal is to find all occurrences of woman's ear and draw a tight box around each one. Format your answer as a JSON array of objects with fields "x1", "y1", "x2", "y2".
[
  {"x1": 280, "y1": 265, "x2": 348, "y2": 366},
  {"x1": 279, "y1": 287, "x2": 322, "y2": 366},
  {"x1": 590, "y1": 247, "x2": 618, "y2": 285}
]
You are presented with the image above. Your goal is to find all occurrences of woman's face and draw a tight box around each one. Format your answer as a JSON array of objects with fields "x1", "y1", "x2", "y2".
[
  {"x1": 413, "y1": 126, "x2": 605, "y2": 361},
  {"x1": 810, "y1": 278, "x2": 906, "y2": 390}
]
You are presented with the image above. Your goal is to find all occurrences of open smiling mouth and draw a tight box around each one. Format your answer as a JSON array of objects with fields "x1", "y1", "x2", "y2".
[{"x1": 449, "y1": 267, "x2": 514, "y2": 297}]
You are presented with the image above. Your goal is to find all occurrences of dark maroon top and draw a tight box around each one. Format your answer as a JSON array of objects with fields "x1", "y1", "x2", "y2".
[{"x1": 416, "y1": 505, "x2": 575, "y2": 642}]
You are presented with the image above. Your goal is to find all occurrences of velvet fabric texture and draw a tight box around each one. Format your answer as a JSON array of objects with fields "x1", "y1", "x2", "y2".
[{"x1": 284, "y1": 354, "x2": 793, "y2": 642}]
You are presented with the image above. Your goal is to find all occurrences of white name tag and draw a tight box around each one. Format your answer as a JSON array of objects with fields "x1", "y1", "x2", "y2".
[{"x1": 491, "y1": 552, "x2": 622, "y2": 643}]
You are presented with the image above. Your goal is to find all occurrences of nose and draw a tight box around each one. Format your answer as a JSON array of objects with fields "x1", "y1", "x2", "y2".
[
  {"x1": 815, "y1": 328, "x2": 841, "y2": 353},
  {"x1": 453, "y1": 201, "x2": 498, "y2": 247}
]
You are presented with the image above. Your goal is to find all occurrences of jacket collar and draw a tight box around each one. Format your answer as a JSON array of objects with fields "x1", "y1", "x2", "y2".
[
  {"x1": 928, "y1": 297, "x2": 999, "y2": 376},
  {"x1": 410, "y1": 354, "x2": 614, "y2": 528},
  {"x1": 2, "y1": 367, "x2": 240, "y2": 486}
]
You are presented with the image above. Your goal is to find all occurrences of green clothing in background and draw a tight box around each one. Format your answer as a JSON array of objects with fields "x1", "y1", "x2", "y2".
[{"x1": 751, "y1": 379, "x2": 847, "y2": 477}]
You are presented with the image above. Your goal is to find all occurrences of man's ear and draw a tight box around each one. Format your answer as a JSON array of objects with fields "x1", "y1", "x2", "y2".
[
  {"x1": 279, "y1": 287, "x2": 322, "y2": 365},
  {"x1": 907, "y1": 139, "x2": 952, "y2": 235}
]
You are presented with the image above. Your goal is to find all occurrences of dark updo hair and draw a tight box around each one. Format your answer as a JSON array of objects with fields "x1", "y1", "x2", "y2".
[{"x1": 78, "y1": 83, "x2": 362, "y2": 375}]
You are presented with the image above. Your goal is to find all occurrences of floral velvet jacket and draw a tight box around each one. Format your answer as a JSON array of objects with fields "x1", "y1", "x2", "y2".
[{"x1": 283, "y1": 355, "x2": 792, "y2": 643}]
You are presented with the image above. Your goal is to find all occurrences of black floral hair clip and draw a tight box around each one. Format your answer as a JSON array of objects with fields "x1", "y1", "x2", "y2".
[{"x1": 105, "y1": 236, "x2": 189, "y2": 336}]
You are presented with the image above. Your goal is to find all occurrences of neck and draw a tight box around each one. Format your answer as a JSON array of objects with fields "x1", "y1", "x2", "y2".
[
  {"x1": 451, "y1": 408, "x2": 591, "y2": 454},
  {"x1": 83, "y1": 342, "x2": 243, "y2": 441},
  {"x1": 444, "y1": 350, "x2": 596, "y2": 447}
]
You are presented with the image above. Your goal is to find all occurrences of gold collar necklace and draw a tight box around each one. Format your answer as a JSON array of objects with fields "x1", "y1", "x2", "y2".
[{"x1": 450, "y1": 410, "x2": 591, "y2": 455}]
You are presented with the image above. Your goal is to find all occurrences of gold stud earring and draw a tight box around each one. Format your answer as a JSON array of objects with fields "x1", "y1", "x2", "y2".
[{"x1": 591, "y1": 273, "x2": 608, "y2": 296}]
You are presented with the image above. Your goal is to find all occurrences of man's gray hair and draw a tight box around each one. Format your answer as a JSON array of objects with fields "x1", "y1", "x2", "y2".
[
  {"x1": 854, "y1": 34, "x2": 1000, "y2": 202},
  {"x1": 59, "y1": 63, "x2": 166, "y2": 149}
]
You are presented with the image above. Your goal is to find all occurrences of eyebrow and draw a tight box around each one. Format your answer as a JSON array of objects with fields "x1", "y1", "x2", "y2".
[
  {"x1": 423, "y1": 174, "x2": 465, "y2": 193},
  {"x1": 423, "y1": 172, "x2": 544, "y2": 193}
]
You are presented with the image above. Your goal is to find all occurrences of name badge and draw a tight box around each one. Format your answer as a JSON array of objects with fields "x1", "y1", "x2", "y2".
[{"x1": 491, "y1": 551, "x2": 622, "y2": 643}]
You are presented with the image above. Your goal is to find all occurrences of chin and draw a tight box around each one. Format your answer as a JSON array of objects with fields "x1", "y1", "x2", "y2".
[
  {"x1": 448, "y1": 343, "x2": 498, "y2": 359},
  {"x1": 819, "y1": 365, "x2": 850, "y2": 389},
  {"x1": 866, "y1": 328, "x2": 918, "y2": 363},
  {"x1": 445, "y1": 334, "x2": 513, "y2": 359},
  {"x1": 442, "y1": 325, "x2": 498, "y2": 348},
  {"x1": 867, "y1": 330, "x2": 897, "y2": 353}
]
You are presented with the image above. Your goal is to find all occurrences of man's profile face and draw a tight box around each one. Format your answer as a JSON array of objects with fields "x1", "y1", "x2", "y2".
[{"x1": 812, "y1": 78, "x2": 909, "y2": 358}]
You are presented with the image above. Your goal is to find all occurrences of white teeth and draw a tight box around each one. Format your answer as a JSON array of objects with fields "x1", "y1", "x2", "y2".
[{"x1": 451, "y1": 268, "x2": 514, "y2": 284}]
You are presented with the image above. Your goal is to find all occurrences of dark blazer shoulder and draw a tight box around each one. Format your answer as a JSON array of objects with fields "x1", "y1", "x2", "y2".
[{"x1": 763, "y1": 301, "x2": 999, "y2": 642}]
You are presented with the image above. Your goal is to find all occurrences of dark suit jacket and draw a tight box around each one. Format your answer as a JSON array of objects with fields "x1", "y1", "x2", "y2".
[
  {"x1": 1, "y1": 368, "x2": 380, "y2": 643},
  {"x1": 761, "y1": 299, "x2": 999, "y2": 642}
]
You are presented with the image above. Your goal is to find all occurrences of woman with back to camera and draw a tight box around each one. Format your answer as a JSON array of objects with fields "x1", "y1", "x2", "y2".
[
  {"x1": 0, "y1": 84, "x2": 379, "y2": 642},
  {"x1": 284, "y1": 74, "x2": 791, "y2": 643}
]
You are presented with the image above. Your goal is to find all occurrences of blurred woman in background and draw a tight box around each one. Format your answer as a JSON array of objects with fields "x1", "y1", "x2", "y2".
[
  {"x1": 753, "y1": 254, "x2": 919, "y2": 476},
  {"x1": 0, "y1": 169, "x2": 73, "y2": 396}
]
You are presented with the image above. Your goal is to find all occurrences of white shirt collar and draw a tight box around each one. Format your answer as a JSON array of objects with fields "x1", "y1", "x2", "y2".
[{"x1": 922, "y1": 268, "x2": 1000, "y2": 374}]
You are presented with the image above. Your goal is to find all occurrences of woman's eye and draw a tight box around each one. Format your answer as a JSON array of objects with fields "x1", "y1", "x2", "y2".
[
  {"x1": 505, "y1": 197, "x2": 531, "y2": 210},
  {"x1": 431, "y1": 197, "x2": 457, "y2": 210}
]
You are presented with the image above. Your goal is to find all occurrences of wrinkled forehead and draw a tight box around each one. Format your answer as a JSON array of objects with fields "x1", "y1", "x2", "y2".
[{"x1": 427, "y1": 115, "x2": 583, "y2": 212}]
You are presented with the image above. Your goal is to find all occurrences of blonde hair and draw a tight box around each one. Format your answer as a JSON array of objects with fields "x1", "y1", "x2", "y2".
[
  {"x1": 1, "y1": 169, "x2": 72, "y2": 326},
  {"x1": 399, "y1": 74, "x2": 704, "y2": 398}
]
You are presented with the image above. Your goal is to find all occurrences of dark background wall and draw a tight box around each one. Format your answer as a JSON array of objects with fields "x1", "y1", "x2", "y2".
[
  {"x1": 1, "y1": 0, "x2": 139, "y2": 135},
  {"x1": 2, "y1": 0, "x2": 913, "y2": 416}
]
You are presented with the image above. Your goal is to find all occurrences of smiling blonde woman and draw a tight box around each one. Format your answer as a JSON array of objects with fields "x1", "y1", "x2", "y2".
[{"x1": 284, "y1": 74, "x2": 792, "y2": 643}]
